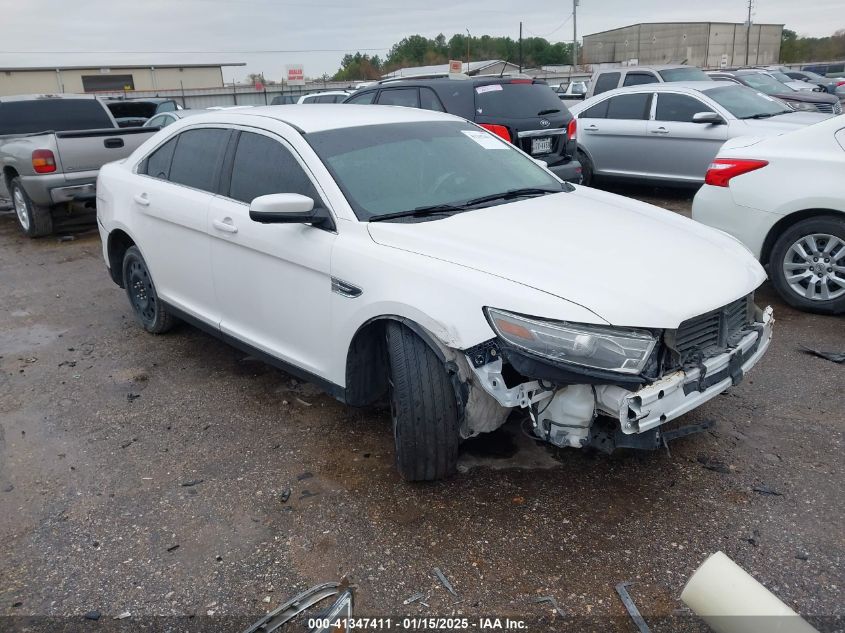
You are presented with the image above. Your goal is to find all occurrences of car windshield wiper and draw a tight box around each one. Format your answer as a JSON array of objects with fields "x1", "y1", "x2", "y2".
[
  {"x1": 368, "y1": 204, "x2": 467, "y2": 222},
  {"x1": 740, "y1": 111, "x2": 790, "y2": 119},
  {"x1": 462, "y1": 187, "x2": 562, "y2": 207},
  {"x1": 537, "y1": 109, "x2": 561, "y2": 115}
]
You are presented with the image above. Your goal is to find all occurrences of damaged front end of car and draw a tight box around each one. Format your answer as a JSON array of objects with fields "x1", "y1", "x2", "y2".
[{"x1": 458, "y1": 294, "x2": 774, "y2": 452}]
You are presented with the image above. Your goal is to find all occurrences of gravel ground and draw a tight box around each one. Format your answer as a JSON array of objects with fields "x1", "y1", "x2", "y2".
[{"x1": 0, "y1": 186, "x2": 842, "y2": 632}]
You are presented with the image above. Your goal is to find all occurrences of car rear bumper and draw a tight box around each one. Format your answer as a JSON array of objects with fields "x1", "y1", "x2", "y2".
[
  {"x1": 692, "y1": 185, "x2": 779, "y2": 260},
  {"x1": 548, "y1": 159, "x2": 582, "y2": 183},
  {"x1": 21, "y1": 173, "x2": 98, "y2": 206}
]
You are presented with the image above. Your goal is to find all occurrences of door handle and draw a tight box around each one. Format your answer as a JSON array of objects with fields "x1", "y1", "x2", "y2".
[
  {"x1": 133, "y1": 193, "x2": 150, "y2": 207},
  {"x1": 650, "y1": 127, "x2": 669, "y2": 135},
  {"x1": 104, "y1": 137, "x2": 124, "y2": 149},
  {"x1": 212, "y1": 218, "x2": 238, "y2": 234},
  {"x1": 585, "y1": 125, "x2": 599, "y2": 132}
]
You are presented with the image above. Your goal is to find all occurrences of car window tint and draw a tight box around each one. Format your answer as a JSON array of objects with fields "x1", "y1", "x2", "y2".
[
  {"x1": 346, "y1": 91, "x2": 376, "y2": 104},
  {"x1": 143, "y1": 137, "x2": 178, "y2": 180},
  {"x1": 581, "y1": 99, "x2": 609, "y2": 119},
  {"x1": 655, "y1": 93, "x2": 713, "y2": 122},
  {"x1": 158, "y1": 101, "x2": 177, "y2": 112},
  {"x1": 147, "y1": 115, "x2": 167, "y2": 128},
  {"x1": 228, "y1": 132, "x2": 319, "y2": 204},
  {"x1": 420, "y1": 88, "x2": 445, "y2": 111},
  {"x1": 0, "y1": 99, "x2": 113, "y2": 135},
  {"x1": 606, "y1": 93, "x2": 651, "y2": 120},
  {"x1": 623, "y1": 72, "x2": 659, "y2": 87},
  {"x1": 377, "y1": 88, "x2": 420, "y2": 108},
  {"x1": 593, "y1": 72, "x2": 620, "y2": 95},
  {"x1": 168, "y1": 128, "x2": 230, "y2": 192}
]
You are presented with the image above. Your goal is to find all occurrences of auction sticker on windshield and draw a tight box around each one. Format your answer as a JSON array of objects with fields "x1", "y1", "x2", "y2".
[
  {"x1": 475, "y1": 84, "x2": 503, "y2": 94},
  {"x1": 461, "y1": 129, "x2": 507, "y2": 149}
]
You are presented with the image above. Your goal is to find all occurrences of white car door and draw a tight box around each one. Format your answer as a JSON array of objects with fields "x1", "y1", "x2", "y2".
[
  {"x1": 132, "y1": 127, "x2": 231, "y2": 322},
  {"x1": 645, "y1": 92, "x2": 729, "y2": 182},
  {"x1": 579, "y1": 92, "x2": 652, "y2": 176},
  {"x1": 208, "y1": 128, "x2": 336, "y2": 377}
]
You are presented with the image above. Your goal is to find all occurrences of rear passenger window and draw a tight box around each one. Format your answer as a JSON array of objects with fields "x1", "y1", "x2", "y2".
[
  {"x1": 655, "y1": 94, "x2": 713, "y2": 122},
  {"x1": 606, "y1": 93, "x2": 651, "y2": 120},
  {"x1": 623, "y1": 72, "x2": 659, "y2": 87},
  {"x1": 228, "y1": 132, "x2": 319, "y2": 204},
  {"x1": 593, "y1": 72, "x2": 620, "y2": 95},
  {"x1": 420, "y1": 88, "x2": 445, "y2": 112},
  {"x1": 143, "y1": 137, "x2": 177, "y2": 179},
  {"x1": 377, "y1": 88, "x2": 420, "y2": 108},
  {"x1": 581, "y1": 99, "x2": 609, "y2": 119},
  {"x1": 168, "y1": 128, "x2": 230, "y2": 192},
  {"x1": 346, "y1": 91, "x2": 375, "y2": 105}
]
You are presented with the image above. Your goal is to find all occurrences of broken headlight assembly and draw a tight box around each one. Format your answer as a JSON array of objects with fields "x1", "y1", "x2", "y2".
[{"x1": 485, "y1": 307, "x2": 657, "y2": 375}]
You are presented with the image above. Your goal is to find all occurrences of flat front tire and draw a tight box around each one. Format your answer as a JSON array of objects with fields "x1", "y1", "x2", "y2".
[
  {"x1": 122, "y1": 246, "x2": 177, "y2": 333},
  {"x1": 11, "y1": 178, "x2": 53, "y2": 237},
  {"x1": 386, "y1": 322, "x2": 460, "y2": 481},
  {"x1": 769, "y1": 216, "x2": 845, "y2": 315}
]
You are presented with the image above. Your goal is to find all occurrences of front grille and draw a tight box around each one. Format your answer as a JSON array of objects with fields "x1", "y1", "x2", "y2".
[
  {"x1": 816, "y1": 102, "x2": 841, "y2": 114},
  {"x1": 674, "y1": 295, "x2": 752, "y2": 364}
]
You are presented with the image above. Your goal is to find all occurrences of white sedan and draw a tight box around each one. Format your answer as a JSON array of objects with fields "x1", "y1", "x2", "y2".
[
  {"x1": 693, "y1": 115, "x2": 845, "y2": 315},
  {"x1": 96, "y1": 105, "x2": 773, "y2": 480}
]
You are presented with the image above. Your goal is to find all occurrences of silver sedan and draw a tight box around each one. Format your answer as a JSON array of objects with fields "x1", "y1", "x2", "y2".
[{"x1": 568, "y1": 81, "x2": 831, "y2": 186}]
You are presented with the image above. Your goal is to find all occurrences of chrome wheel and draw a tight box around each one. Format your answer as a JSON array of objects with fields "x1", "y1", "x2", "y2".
[
  {"x1": 782, "y1": 233, "x2": 845, "y2": 301},
  {"x1": 12, "y1": 186, "x2": 30, "y2": 232}
]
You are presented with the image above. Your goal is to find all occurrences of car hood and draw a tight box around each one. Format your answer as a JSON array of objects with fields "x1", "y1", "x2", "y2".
[
  {"x1": 366, "y1": 187, "x2": 767, "y2": 329},
  {"x1": 774, "y1": 90, "x2": 838, "y2": 104},
  {"x1": 738, "y1": 110, "x2": 832, "y2": 132}
]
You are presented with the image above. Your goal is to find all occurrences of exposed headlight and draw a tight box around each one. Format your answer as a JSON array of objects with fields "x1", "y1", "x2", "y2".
[
  {"x1": 786, "y1": 100, "x2": 816, "y2": 111},
  {"x1": 485, "y1": 308, "x2": 657, "y2": 374}
]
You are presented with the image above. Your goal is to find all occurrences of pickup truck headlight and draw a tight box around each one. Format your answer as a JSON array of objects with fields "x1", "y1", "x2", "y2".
[
  {"x1": 785, "y1": 100, "x2": 816, "y2": 111},
  {"x1": 485, "y1": 308, "x2": 657, "y2": 374}
]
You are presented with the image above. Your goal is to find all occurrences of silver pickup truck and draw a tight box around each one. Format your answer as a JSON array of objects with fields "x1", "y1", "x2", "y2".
[{"x1": 0, "y1": 94, "x2": 159, "y2": 237}]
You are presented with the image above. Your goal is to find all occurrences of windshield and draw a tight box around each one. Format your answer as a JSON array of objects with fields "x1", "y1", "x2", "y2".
[
  {"x1": 474, "y1": 81, "x2": 564, "y2": 118},
  {"x1": 702, "y1": 85, "x2": 791, "y2": 118},
  {"x1": 768, "y1": 71, "x2": 793, "y2": 83},
  {"x1": 306, "y1": 121, "x2": 564, "y2": 220},
  {"x1": 801, "y1": 71, "x2": 825, "y2": 81},
  {"x1": 659, "y1": 67, "x2": 710, "y2": 82},
  {"x1": 741, "y1": 73, "x2": 795, "y2": 94}
]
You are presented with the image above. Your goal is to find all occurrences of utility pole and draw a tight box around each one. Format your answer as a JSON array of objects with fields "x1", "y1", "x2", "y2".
[
  {"x1": 572, "y1": 0, "x2": 579, "y2": 74},
  {"x1": 466, "y1": 28, "x2": 471, "y2": 71},
  {"x1": 745, "y1": 0, "x2": 753, "y2": 65},
  {"x1": 519, "y1": 22, "x2": 523, "y2": 72}
]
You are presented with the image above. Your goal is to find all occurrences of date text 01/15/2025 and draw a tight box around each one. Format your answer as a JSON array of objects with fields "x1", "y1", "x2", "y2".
[{"x1": 306, "y1": 617, "x2": 528, "y2": 629}]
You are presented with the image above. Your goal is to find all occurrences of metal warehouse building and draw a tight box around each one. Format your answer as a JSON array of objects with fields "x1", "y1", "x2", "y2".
[
  {"x1": 582, "y1": 22, "x2": 783, "y2": 68},
  {"x1": 0, "y1": 63, "x2": 245, "y2": 97}
]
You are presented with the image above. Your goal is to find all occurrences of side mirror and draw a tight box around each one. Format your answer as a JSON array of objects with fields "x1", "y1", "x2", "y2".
[
  {"x1": 249, "y1": 193, "x2": 328, "y2": 226},
  {"x1": 692, "y1": 111, "x2": 724, "y2": 124}
]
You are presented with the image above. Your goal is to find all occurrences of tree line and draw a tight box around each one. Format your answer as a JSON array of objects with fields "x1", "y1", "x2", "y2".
[
  {"x1": 333, "y1": 33, "x2": 573, "y2": 81},
  {"x1": 781, "y1": 29, "x2": 845, "y2": 64}
]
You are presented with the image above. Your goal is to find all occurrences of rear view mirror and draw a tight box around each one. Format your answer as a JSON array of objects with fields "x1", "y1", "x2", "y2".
[
  {"x1": 692, "y1": 111, "x2": 724, "y2": 124},
  {"x1": 249, "y1": 193, "x2": 316, "y2": 223}
]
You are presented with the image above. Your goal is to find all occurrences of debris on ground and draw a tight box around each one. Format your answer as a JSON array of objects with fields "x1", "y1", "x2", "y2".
[
  {"x1": 799, "y1": 346, "x2": 845, "y2": 364},
  {"x1": 752, "y1": 485, "x2": 783, "y2": 496},
  {"x1": 297, "y1": 472, "x2": 314, "y2": 481},
  {"x1": 295, "y1": 398, "x2": 312, "y2": 407},
  {"x1": 531, "y1": 595, "x2": 566, "y2": 617},
  {"x1": 279, "y1": 488, "x2": 291, "y2": 503},
  {"x1": 57, "y1": 235, "x2": 76, "y2": 243},
  {"x1": 433, "y1": 567, "x2": 457, "y2": 597},
  {"x1": 299, "y1": 490, "x2": 318, "y2": 499},
  {"x1": 615, "y1": 582, "x2": 652, "y2": 633},
  {"x1": 403, "y1": 592, "x2": 425, "y2": 605},
  {"x1": 180, "y1": 479, "x2": 203, "y2": 487},
  {"x1": 127, "y1": 393, "x2": 141, "y2": 402},
  {"x1": 166, "y1": 544, "x2": 180, "y2": 552},
  {"x1": 697, "y1": 456, "x2": 731, "y2": 474},
  {"x1": 120, "y1": 438, "x2": 137, "y2": 449},
  {"x1": 113, "y1": 611, "x2": 131, "y2": 620},
  {"x1": 84, "y1": 610, "x2": 101, "y2": 621},
  {"x1": 796, "y1": 551, "x2": 809, "y2": 561},
  {"x1": 3, "y1": 484, "x2": 13, "y2": 492},
  {"x1": 745, "y1": 529, "x2": 761, "y2": 547}
]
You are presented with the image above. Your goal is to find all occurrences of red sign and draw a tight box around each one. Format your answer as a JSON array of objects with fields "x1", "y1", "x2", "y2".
[
  {"x1": 286, "y1": 64, "x2": 305, "y2": 85},
  {"x1": 449, "y1": 59, "x2": 463, "y2": 74}
]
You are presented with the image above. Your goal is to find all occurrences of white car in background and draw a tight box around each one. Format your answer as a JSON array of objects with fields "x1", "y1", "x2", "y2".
[
  {"x1": 693, "y1": 116, "x2": 845, "y2": 314},
  {"x1": 96, "y1": 105, "x2": 773, "y2": 480},
  {"x1": 297, "y1": 91, "x2": 351, "y2": 104}
]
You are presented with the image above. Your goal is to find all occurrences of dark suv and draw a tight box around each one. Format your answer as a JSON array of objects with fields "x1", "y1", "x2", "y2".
[{"x1": 344, "y1": 77, "x2": 581, "y2": 182}]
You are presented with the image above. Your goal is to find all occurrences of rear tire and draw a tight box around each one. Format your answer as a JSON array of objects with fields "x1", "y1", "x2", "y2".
[
  {"x1": 576, "y1": 149, "x2": 594, "y2": 187},
  {"x1": 11, "y1": 178, "x2": 53, "y2": 237},
  {"x1": 122, "y1": 246, "x2": 178, "y2": 333},
  {"x1": 768, "y1": 215, "x2": 845, "y2": 315},
  {"x1": 386, "y1": 322, "x2": 460, "y2": 481}
]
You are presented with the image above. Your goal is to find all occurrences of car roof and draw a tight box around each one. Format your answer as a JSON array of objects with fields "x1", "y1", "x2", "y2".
[
  {"x1": 183, "y1": 103, "x2": 459, "y2": 133},
  {"x1": 709, "y1": 69, "x2": 765, "y2": 76},
  {"x1": 372, "y1": 76, "x2": 542, "y2": 88},
  {"x1": 598, "y1": 64, "x2": 695, "y2": 72},
  {"x1": 301, "y1": 91, "x2": 350, "y2": 97}
]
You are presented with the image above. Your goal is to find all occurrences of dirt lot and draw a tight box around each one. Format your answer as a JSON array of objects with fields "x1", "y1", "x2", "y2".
[{"x1": 1, "y1": 187, "x2": 843, "y2": 632}]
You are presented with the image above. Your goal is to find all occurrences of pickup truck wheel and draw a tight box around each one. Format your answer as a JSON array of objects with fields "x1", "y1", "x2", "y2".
[
  {"x1": 769, "y1": 216, "x2": 845, "y2": 315},
  {"x1": 122, "y1": 246, "x2": 177, "y2": 333},
  {"x1": 576, "y1": 149, "x2": 594, "y2": 186},
  {"x1": 386, "y1": 322, "x2": 459, "y2": 481},
  {"x1": 11, "y1": 178, "x2": 53, "y2": 237}
]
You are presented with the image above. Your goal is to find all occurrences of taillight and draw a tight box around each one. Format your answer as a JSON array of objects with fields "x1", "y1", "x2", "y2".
[
  {"x1": 509, "y1": 79, "x2": 533, "y2": 84},
  {"x1": 479, "y1": 123, "x2": 511, "y2": 142},
  {"x1": 567, "y1": 118, "x2": 577, "y2": 141},
  {"x1": 704, "y1": 158, "x2": 768, "y2": 187},
  {"x1": 32, "y1": 149, "x2": 56, "y2": 174},
  {"x1": 836, "y1": 79, "x2": 845, "y2": 87}
]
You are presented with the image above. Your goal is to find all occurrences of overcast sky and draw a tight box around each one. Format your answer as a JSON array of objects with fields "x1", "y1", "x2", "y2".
[{"x1": 2, "y1": 0, "x2": 842, "y2": 82}]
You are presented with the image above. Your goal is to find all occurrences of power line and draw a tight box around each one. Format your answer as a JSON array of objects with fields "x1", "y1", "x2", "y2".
[{"x1": 0, "y1": 48, "x2": 390, "y2": 54}]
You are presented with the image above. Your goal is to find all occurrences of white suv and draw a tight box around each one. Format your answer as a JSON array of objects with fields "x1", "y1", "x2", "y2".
[{"x1": 96, "y1": 105, "x2": 774, "y2": 480}]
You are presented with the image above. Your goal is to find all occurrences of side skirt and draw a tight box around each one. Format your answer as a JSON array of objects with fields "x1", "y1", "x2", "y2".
[{"x1": 164, "y1": 302, "x2": 347, "y2": 403}]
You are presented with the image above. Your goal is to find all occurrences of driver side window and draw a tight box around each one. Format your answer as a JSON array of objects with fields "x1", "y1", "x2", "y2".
[{"x1": 655, "y1": 94, "x2": 714, "y2": 122}]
